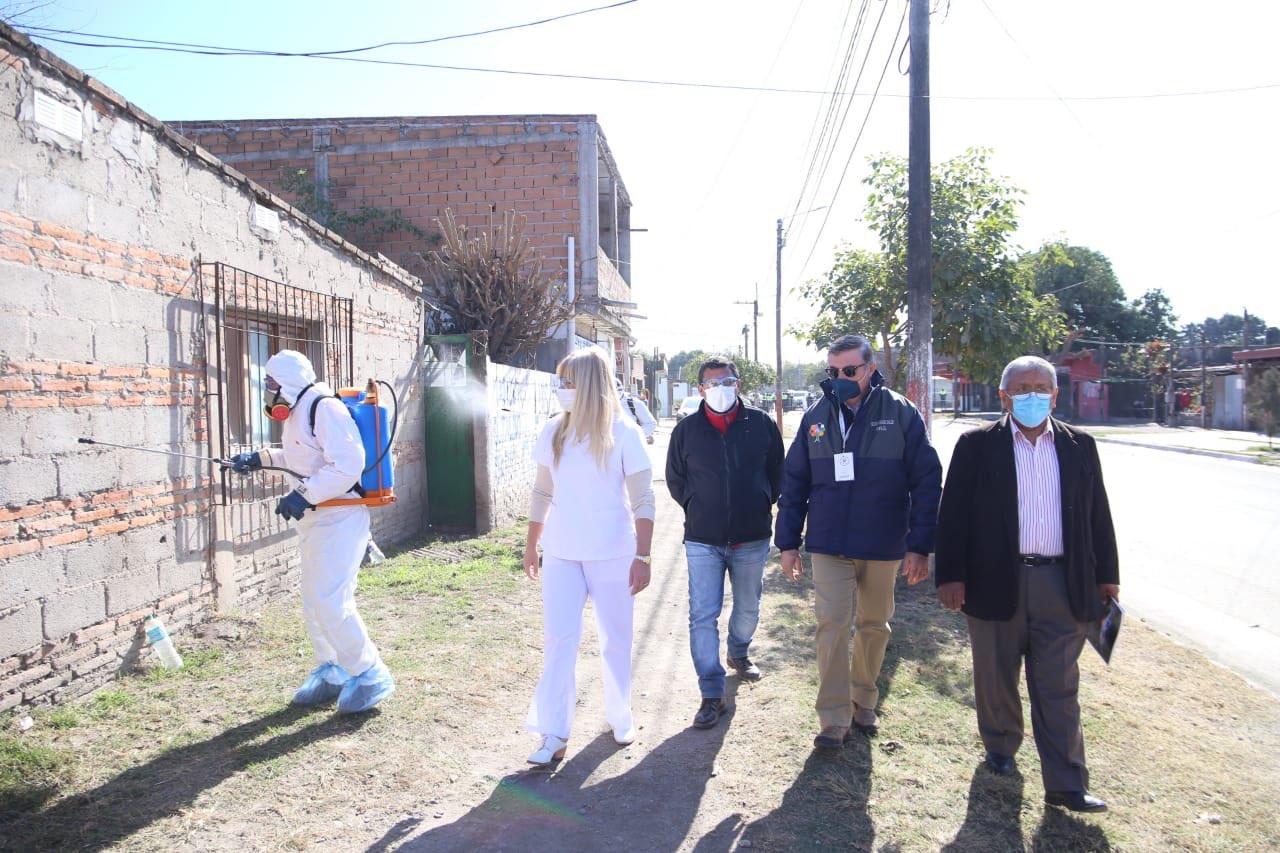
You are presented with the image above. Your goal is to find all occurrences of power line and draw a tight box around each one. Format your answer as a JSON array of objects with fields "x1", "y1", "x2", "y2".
[
  {"x1": 20, "y1": 25, "x2": 1280, "y2": 102},
  {"x1": 794, "y1": 2, "x2": 908, "y2": 285},
  {"x1": 15, "y1": 1, "x2": 639, "y2": 57},
  {"x1": 787, "y1": 0, "x2": 861, "y2": 239},
  {"x1": 688, "y1": 0, "x2": 808, "y2": 218},
  {"x1": 787, "y1": 1, "x2": 872, "y2": 243},
  {"x1": 788, "y1": 0, "x2": 890, "y2": 255}
]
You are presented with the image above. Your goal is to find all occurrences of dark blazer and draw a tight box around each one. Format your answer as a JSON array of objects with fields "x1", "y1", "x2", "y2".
[{"x1": 934, "y1": 416, "x2": 1119, "y2": 623}]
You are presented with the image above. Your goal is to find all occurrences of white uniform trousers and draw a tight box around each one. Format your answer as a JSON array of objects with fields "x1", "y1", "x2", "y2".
[
  {"x1": 525, "y1": 553, "x2": 635, "y2": 738},
  {"x1": 297, "y1": 504, "x2": 380, "y2": 677}
]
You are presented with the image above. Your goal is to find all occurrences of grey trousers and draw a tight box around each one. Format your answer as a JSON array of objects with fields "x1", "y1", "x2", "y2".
[{"x1": 966, "y1": 562, "x2": 1090, "y2": 792}]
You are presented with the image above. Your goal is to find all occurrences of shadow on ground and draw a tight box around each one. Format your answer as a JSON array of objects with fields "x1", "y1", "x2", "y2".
[
  {"x1": 0, "y1": 704, "x2": 370, "y2": 851},
  {"x1": 747, "y1": 574, "x2": 1112, "y2": 851},
  {"x1": 384, "y1": 685, "x2": 740, "y2": 853}
]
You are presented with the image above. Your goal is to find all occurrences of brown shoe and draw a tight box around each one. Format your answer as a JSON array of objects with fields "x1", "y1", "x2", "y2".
[
  {"x1": 853, "y1": 703, "x2": 878, "y2": 733},
  {"x1": 813, "y1": 725, "x2": 851, "y2": 750}
]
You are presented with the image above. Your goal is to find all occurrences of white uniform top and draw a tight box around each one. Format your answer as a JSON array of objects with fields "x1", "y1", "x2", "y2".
[
  {"x1": 259, "y1": 349, "x2": 365, "y2": 506},
  {"x1": 534, "y1": 415, "x2": 651, "y2": 561},
  {"x1": 622, "y1": 394, "x2": 658, "y2": 438}
]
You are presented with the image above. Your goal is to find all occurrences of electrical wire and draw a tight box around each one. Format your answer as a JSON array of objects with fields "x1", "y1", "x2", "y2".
[
  {"x1": 15, "y1": 1, "x2": 638, "y2": 57},
  {"x1": 786, "y1": 0, "x2": 872, "y2": 243},
  {"x1": 688, "y1": 0, "x2": 809, "y2": 218},
  {"x1": 794, "y1": 2, "x2": 908, "y2": 286},
  {"x1": 19, "y1": 25, "x2": 1280, "y2": 102},
  {"x1": 789, "y1": 0, "x2": 890, "y2": 254}
]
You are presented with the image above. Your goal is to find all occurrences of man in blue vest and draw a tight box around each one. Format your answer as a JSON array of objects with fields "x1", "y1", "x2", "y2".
[{"x1": 775, "y1": 334, "x2": 942, "y2": 749}]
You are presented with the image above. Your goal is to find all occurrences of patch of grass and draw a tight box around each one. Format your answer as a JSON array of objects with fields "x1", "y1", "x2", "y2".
[
  {"x1": 43, "y1": 709, "x2": 80, "y2": 730},
  {"x1": 0, "y1": 735, "x2": 70, "y2": 813},
  {"x1": 85, "y1": 689, "x2": 136, "y2": 719},
  {"x1": 142, "y1": 647, "x2": 226, "y2": 683},
  {"x1": 1246, "y1": 444, "x2": 1279, "y2": 454}
]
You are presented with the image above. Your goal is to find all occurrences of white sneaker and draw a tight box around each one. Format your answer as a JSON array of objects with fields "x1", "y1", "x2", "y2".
[
  {"x1": 613, "y1": 726, "x2": 637, "y2": 746},
  {"x1": 527, "y1": 734, "x2": 568, "y2": 766}
]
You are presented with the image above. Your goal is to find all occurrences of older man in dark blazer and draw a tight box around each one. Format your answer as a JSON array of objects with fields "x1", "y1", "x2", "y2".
[{"x1": 935, "y1": 355, "x2": 1119, "y2": 814}]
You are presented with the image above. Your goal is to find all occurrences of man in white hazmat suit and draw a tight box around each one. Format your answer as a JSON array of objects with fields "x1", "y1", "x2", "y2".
[
  {"x1": 229, "y1": 349, "x2": 394, "y2": 714},
  {"x1": 616, "y1": 378, "x2": 657, "y2": 444}
]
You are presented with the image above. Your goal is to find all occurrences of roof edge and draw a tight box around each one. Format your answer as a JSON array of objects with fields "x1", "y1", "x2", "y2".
[{"x1": 0, "y1": 22, "x2": 424, "y2": 295}]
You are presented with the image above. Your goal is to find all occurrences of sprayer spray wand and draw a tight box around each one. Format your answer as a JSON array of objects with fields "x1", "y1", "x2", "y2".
[{"x1": 76, "y1": 438, "x2": 304, "y2": 478}]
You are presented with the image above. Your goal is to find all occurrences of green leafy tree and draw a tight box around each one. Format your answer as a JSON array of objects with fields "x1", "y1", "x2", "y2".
[
  {"x1": 676, "y1": 351, "x2": 714, "y2": 385},
  {"x1": 1124, "y1": 289, "x2": 1179, "y2": 342},
  {"x1": 799, "y1": 148, "x2": 1065, "y2": 385},
  {"x1": 1022, "y1": 243, "x2": 1129, "y2": 346},
  {"x1": 733, "y1": 359, "x2": 777, "y2": 394},
  {"x1": 795, "y1": 249, "x2": 905, "y2": 385},
  {"x1": 1247, "y1": 367, "x2": 1280, "y2": 447}
]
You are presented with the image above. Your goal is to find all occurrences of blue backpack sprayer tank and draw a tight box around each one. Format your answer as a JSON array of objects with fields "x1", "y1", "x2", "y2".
[{"x1": 314, "y1": 378, "x2": 398, "y2": 508}]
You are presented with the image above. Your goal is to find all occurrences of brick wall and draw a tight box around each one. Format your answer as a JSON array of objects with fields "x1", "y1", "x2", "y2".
[
  {"x1": 481, "y1": 362, "x2": 557, "y2": 529},
  {"x1": 170, "y1": 116, "x2": 586, "y2": 277},
  {"x1": 0, "y1": 29, "x2": 427, "y2": 709}
]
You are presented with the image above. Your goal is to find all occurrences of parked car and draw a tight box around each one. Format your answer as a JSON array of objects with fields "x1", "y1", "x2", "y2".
[{"x1": 676, "y1": 395, "x2": 702, "y2": 422}]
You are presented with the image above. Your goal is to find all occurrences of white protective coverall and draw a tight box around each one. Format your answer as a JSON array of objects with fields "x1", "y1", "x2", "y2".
[{"x1": 259, "y1": 350, "x2": 380, "y2": 677}]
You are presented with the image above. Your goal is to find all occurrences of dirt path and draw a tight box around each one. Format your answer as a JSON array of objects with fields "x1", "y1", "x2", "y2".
[{"x1": 6, "y1": 421, "x2": 1280, "y2": 851}]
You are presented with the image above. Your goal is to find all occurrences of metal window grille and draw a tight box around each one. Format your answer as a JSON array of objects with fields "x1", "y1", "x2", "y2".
[{"x1": 200, "y1": 262, "x2": 353, "y2": 512}]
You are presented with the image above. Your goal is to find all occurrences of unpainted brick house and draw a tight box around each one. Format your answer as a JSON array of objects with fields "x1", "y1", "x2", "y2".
[
  {"x1": 0, "y1": 25, "x2": 430, "y2": 709},
  {"x1": 171, "y1": 113, "x2": 639, "y2": 378}
]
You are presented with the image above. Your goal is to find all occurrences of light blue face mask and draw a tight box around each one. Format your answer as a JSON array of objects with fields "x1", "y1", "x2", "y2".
[{"x1": 1010, "y1": 392, "x2": 1053, "y2": 428}]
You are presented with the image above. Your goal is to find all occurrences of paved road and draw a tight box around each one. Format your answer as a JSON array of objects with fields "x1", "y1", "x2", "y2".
[{"x1": 927, "y1": 417, "x2": 1280, "y2": 698}]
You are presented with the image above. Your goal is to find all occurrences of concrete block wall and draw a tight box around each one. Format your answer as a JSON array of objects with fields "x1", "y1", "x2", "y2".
[
  {"x1": 170, "y1": 116, "x2": 586, "y2": 277},
  {"x1": 0, "y1": 29, "x2": 428, "y2": 708},
  {"x1": 482, "y1": 362, "x2": 557, "y2": 529}
]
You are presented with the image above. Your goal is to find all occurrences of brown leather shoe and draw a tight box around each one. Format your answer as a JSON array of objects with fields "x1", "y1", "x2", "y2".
[
  {"x1": 813, "y1": 725, "x2": 851, "y2": 750},
  {"x1": 853, "y1": 703, "x2": 878, "y2": 733}
]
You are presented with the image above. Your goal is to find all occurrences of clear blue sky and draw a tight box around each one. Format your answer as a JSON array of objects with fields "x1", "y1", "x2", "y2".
[{"x1": 14, "y1": 0, "x2": 1280, "y2": 362}]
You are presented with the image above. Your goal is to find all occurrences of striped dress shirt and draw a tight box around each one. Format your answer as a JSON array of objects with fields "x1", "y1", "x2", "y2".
[{"x1": 1011, "y1": 420, "x2": 1064, "y2": 557}]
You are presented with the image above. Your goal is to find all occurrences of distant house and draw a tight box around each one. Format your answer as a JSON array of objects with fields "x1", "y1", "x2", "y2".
[{"x1": 172, "y1": 115, "x2": 639, "y2": 376}]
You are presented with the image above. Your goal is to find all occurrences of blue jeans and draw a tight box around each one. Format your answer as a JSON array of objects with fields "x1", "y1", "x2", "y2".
[{"x1": 685, "y1": 539, "x2": 770, "y2": 699}]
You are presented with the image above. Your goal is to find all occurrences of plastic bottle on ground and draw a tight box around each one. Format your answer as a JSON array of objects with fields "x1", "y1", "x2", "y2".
[{"x1": 144, "y1": 614, "x2": 183, "y2": 669}]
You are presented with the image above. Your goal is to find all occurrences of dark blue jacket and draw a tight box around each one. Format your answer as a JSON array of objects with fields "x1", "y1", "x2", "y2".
[{"x1": 774, "y1": 374, "x2": 942, "y2": 560}]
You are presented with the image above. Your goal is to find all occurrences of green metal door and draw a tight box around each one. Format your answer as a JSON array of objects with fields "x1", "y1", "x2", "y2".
[{"x1": 424, "y1": 335, "x2": 477, "y2": 530}]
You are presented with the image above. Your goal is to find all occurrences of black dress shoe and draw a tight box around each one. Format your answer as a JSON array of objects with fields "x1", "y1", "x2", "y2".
[
  {"x1": 813, "y1": 726, "x2": 853, "y2": 750},
  {"x1": 983, "y1": 750, "x2": 1016, "y2": 776},
  {"x1": 1044, "y1": 791, "x2": 1108, "y2": 813},
  {"x1": 693, "y1": 697, "x2": 726, "y2": 729},
  {"x1": 727, "y1": 656, "x2": 762, "y2": 681}
]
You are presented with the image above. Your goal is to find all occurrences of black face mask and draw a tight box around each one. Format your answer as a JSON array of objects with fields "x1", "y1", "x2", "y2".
[{"x1": 822, "y1": 377, "x2": 862, "y2": 403}]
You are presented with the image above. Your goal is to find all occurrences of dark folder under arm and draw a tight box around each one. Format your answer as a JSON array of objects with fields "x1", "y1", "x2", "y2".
[{"x1": 1087, "y1": 596, "x2": 1124, "y2": 664}]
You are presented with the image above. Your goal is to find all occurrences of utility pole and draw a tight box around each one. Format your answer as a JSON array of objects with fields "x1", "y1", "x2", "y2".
[
  {"x1": 906, "y1": 0, "x2": 933, "y2": 434},
  {"x1": 741, "y1": 324, "x2": 751, "y2": 361},
  {"x1": 733, "y1": 284, "x2": 760, "y2": 363},
  {"x1": 1200, "y1": 330, "x2": 1208, "y2": 428},
  {"x1": 1165, "y1": 338, "x2": 1175, "y2": 425},
  {"x1": 774, "y1": 218, "x2": 784, "y2": 430}
]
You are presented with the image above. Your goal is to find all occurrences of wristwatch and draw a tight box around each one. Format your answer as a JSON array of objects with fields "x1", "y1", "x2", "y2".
[{"x1": 634, "y1": 554, "x2": 651, "y2": 565}]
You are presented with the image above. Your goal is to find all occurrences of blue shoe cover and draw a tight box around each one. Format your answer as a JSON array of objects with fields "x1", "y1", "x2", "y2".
[
  {"x1": 336, "y1": 660, "x2": 395, "y2": 714},
  {"x1": 291, "y1": 663, "x2": 350, "y2": 706}
]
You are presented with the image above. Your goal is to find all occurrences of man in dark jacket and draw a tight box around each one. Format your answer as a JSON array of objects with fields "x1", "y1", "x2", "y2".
[
  {"x1": 775, "y1": 335, "x2": 942, "y2": 749},
  {"x1": 667, "y1": 356, "x2": 785, "y2": 729},
  {"x1": 935, "y1": 355, "x2": 1119, "y2": 813}
]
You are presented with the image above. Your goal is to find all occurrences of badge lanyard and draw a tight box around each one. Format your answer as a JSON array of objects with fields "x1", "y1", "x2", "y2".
[{"x1": 833, "y1": 407, "x2": 856, "y2": 482}]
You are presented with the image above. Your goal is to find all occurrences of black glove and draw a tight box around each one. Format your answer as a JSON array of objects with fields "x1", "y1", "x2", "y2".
[
  {"x1": 229, "y1": 451, "x2": 262, "y2": 474},
  {"x1": 275, "y1": 489, "x2": 313, "y2": 521}
]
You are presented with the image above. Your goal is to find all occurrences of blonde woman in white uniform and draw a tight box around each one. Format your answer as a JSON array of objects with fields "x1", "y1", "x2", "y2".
[{"x1": 524, "y1": 347, "x2": 656, "y2": 765}]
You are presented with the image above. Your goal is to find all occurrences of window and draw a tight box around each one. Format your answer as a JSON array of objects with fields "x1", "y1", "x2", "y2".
[{"x1": 201, "y1": 262, "x2": 352, "y2": 508}]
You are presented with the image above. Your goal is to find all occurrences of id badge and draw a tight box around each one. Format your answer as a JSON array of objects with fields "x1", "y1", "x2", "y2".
[{"x1": 834, "y1": 452, "x2": 855, "y2": 482}]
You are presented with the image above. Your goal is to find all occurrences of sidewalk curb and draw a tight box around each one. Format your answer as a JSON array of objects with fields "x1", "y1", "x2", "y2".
[
  {"x1": 944, "y1": 417, "x2": 1272, "y2": 465},
  {"x1": 1089, "y1": 435, "x2": 1269, "y2": 465}
]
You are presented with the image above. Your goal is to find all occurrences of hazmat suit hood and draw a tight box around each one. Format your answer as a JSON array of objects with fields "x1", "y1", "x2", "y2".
[{"x1": 265, "y1": 349, "x2": 317, "y2": 405}]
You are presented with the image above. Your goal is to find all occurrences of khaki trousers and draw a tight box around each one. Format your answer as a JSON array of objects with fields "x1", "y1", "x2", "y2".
[{"x1": 811, "y1": 553, "x2": 900, "y2": 727}]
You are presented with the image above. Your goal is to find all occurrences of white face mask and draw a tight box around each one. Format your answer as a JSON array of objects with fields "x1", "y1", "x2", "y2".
[
  {"x1": 555, "y1": 388, "x2": 576, "y2": 412},
  {"x1": 705, "y1": 385, "x2": 737, "y2": 413}
]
